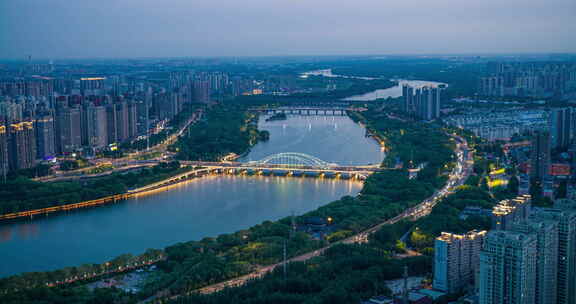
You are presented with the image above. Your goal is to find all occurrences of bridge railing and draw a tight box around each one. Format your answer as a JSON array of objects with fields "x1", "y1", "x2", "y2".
[{"x1": 247, "y1": 152, "x2": 336, "y2": 169}]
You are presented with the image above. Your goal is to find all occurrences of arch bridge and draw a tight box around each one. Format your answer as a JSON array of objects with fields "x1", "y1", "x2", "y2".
[
  {"x1": 132, "y1": 153, "x2": 382, "y2": 195},
  {"x1": 247, "y1": 152, "x2": 338, "y2": 169}
]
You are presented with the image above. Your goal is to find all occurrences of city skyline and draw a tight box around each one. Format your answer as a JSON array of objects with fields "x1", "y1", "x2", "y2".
[
  {"x1": 1, "y1": 0, "x2": 576, "y2": 301},
  {"x1": 1, "y1": 0, "x2": 575, "y2": 59}
]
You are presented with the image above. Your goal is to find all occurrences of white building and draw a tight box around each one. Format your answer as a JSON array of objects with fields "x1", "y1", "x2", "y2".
[{"x1": 433, "y1": 230, "x2": 487, "y2": 293}]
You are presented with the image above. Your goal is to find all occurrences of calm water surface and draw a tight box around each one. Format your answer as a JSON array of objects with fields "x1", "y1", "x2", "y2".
[
  {"x1": 343, "y1": 79, "x2": 446, "y2": 101},
  {"x1": 0, "y1": 114, "x2": 382, "y2": 277},
  {"x1": 300, "y1": 69, "x2": 445, "y2": 101}
]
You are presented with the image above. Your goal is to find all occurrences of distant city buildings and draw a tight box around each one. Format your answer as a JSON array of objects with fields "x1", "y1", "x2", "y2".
[
  {"x1": 8, "y1": 121, "x2": 36, "y2": 170},
  {"x1": 0, "y1": 124, "x2": 8, "y2": 178},
  {"x1": 530, "y1": 131, "x2": 551, "y2": 181},
  {"x1": 444, "y1": 109, "x2": 548, "y2": 142},
  {"x1": 82, "y1": 104, "x2": 108, "y2": 149},
  {"x1": 80, "y1": 77, "x2": 106, "y2": 95},
  {"x1": 191, "y1": 80, "x2": 210, "y2": 103},
  {"x1": 35, "y1": 114, "x2": 55, "y2": 159},
  {"x1": 0, "y1": 62, "x2": 272, "y2": 172},
  {"x1": 478, "y1": 62, "x2": 576, "y2": 99},
  {"x1": 402, "y1": 85, "x2": 441, "y2": 120},
  {"x1": 549, "y1": 107, "x2": 572, "y2": 150},
  {"x1": 55, "y1": 105, "x2": 82, "y2": 155}
]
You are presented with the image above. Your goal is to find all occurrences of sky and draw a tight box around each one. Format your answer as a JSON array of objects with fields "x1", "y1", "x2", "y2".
[{"x1": 1, "y1": 0, "x2": 575, "y2": 59}]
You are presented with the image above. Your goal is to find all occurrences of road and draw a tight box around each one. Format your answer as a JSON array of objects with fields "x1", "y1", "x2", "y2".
[
  {"x1": 155, "y1": 133, "x2": 473, "y2": 301},
  {"x1": 35, "y1": 110, "x2": 203, "y2": 183}
]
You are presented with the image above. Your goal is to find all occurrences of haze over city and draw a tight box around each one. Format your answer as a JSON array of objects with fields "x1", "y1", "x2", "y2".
[
  {"x1": 2, "y1": 0, "x2": 576, "y2": 59},
  {"x1": 1, "y1": 0, "x2": 576, "y2": 303}
]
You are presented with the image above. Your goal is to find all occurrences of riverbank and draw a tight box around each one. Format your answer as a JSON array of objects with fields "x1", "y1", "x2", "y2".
[
  {"x1": 0, "y1": 104, "x2": 262, "y2": 219},
  {"x1": 0, "y1": 165, "x2": 206, "y2": 221},
  {"x1": 177, "y1": 132, "x2": 472, "y2": 304},
  {"x1": 233, "y1": 78, "x2": 396, "y2": 104},
  {"x1": 150, "y1": 108, "x2": 465, "y2": 303},
  {"x1": 134, "y1": 110, "x2": 456, "y2": 300},
  {"x1": 171, "y1": 104, "x2": 264, "y2": 161},
  {"x1": 0, "y1": 161, "x2": 188, "y2": 218},
  {"x1": 1, "y1": 107, "x2": 455, "y2": 303}
]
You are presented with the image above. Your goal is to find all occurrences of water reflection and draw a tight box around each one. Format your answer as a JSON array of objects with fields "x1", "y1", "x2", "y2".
[
  {"x1": 0, "y1": 114, "x2": 378, "y2": 277},
  {"x1": 344, "y1": 79, "x2": 446, "y2": 101},
  {"x1": 241, "y1": 115, "x2": 384, "y2": 166}
]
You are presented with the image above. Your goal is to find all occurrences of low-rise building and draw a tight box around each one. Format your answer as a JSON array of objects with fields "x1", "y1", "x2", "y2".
[{"x1": 444, "y1": 109, "x2": 548, "y2": 142}]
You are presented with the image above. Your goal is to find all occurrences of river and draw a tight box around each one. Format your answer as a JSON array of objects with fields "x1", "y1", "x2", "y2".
[
  {"x1": 300, "y1": 69, "x2": 446, "y2": 101},
  {"x1": 0, "y1": 114, "x2": 383, "y2": 278}
]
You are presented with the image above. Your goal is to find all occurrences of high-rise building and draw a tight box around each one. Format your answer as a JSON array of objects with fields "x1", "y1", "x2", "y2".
[
  {"x1": 530, "y1": 131, "x2": 551, "y2": 181},
  {"x1": 8, "y1": 121, "x2": 36, "y2": 170},
  {"x1": 0, "y1": 124, "x2": 8, "y2": 178},
  {"x1": 35, "y1": 114, "x2": 55, "y2": 160},
  {"x1": 550, "y1": 107, "x2": 572, "y2": 150},
  {"x1": 55, "y1": 106, "x2": 82, "y2": 154},
  {"x1": 416, "y1": 87, "x2": 441, "y2": 120},
  {"x1": 106, "y1": 104, "x2": 117, "y2": 145},
  {"x1": 0, "y1": 100, "x2": 24, "y2": 123},
  {"x1": 533, "y1": 200, "x2": 576, "y2": 304},
  {"x1": 433, "y1": 230, "x2": 487, "y2": 293},
  {"x1": 136, "y1": 99, "x2": 150, "y2": 135},
  {"x1": 82, "y1": 105, "x2": 108, "y2": 149},
  {"x1": 478, "y1": 62, "x2": 576, "y2": 99},
  {"x1": 492, "y1": 195, "x2": 532, "y2": 230},
  {"x1": 479, "y1": 230, "x2": 537, "y2": 304},
  {"x1": 402, "y1": 85, "x2": 415, "y2": 113},
  {"x1": 127, "y1": 101, "x2": 138, "y2": 138},
  {"x1": 80, "y1": 77, "x2": 106, "y2": 95},
  {"x1": 512, "y1": 220, "x2": 558, "y2": 304},
  {"x1": 110, "y1": 75, "x2": 121, "y2": 96},
  {"x1": 402, "y1": 85, "x2": 441, "y2": 120},
  {"x1": 115, "y1": 102, "x2": 129, "y2": 142},
  {"x1": 170, "y1": 93, "x2": 184, "y2": 120},
  {"x1": 192, "y1": 80, "x2": 210, "y2": 103}
]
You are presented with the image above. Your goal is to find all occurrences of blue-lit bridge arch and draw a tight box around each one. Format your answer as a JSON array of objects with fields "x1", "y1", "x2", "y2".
[{"x1": 247, "y1": 152, "x2": 337, "y2": 169}]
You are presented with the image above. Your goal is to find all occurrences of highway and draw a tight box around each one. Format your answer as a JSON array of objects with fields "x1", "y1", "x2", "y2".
[{"x1": 154, "y1": 133, "x2": 473, "y2": 301}]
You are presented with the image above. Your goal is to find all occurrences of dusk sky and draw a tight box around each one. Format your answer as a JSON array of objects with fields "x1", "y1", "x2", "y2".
[{"x1": 1, "y1": 0, "x2": 575, "y2": 59}]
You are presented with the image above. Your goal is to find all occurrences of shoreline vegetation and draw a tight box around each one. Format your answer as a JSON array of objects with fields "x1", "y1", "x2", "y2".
[
  {"x1": 0, "y1": 104, "x2": 262, "y2": 218},
  {"x1": 0, "y1": 161, "x2": 187, "y2": 218},
  {"x1": 1, "y1": 104, "x2": 456, "y2": 304},
  {"x1": 233, "y1": 78, "x2": 396, "y2": 104}
]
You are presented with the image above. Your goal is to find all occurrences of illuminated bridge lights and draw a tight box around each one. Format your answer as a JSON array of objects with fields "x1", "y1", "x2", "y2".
[{"x1": 248, "y1": 152, "x2": 337, "y2": 169}]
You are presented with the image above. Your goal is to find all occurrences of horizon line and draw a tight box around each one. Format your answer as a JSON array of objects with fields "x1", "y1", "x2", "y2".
[{"x1": 1, "y1": 52, "x2": 576, "y2": 62}]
